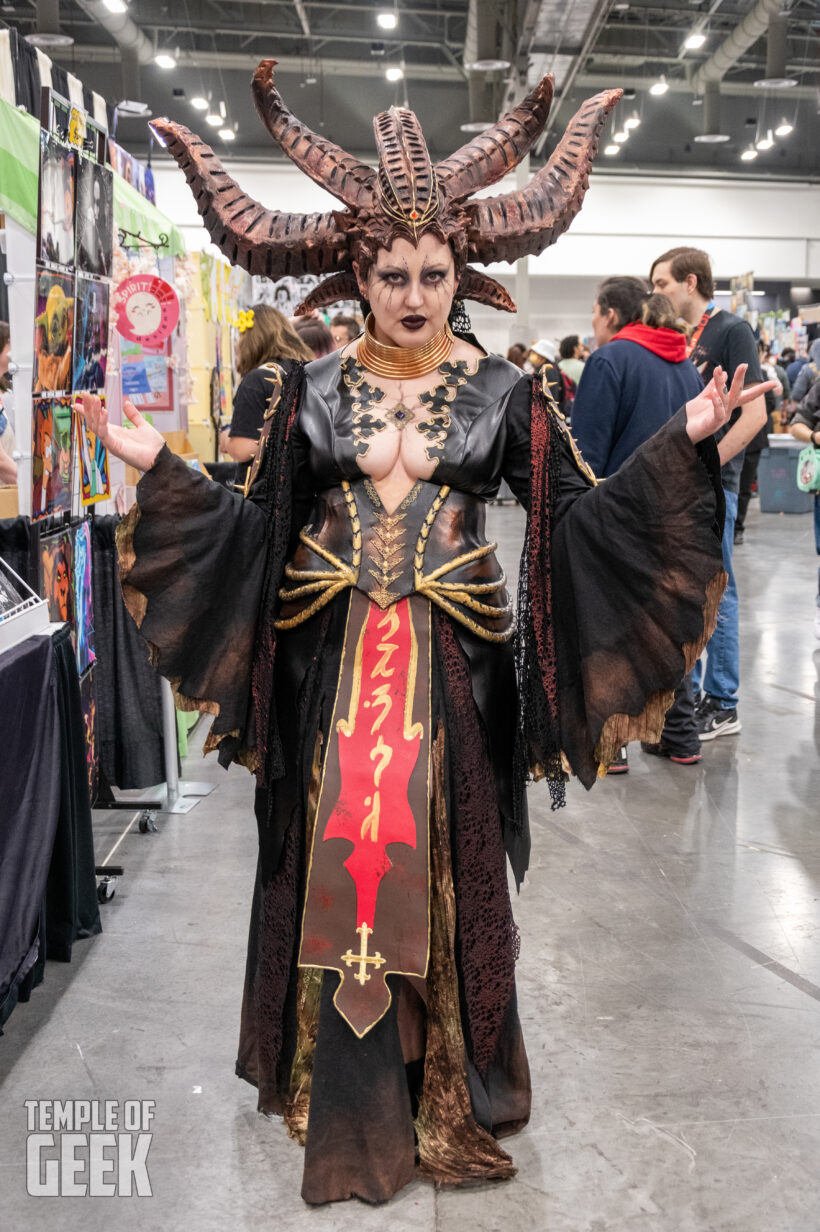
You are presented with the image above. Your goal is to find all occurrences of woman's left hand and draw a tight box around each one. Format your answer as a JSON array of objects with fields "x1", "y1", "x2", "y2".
[{"x1": 685, "y1": 363, "x2": 777, "y2": 444}]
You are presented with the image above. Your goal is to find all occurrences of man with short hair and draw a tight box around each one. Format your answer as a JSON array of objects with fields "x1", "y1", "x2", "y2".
[
  {"x1": 650, "y1": 245, "x2": 767, "y2": 741},
  {"x1": 330, "y1": 314, "x2": 362, "y2": 350}
]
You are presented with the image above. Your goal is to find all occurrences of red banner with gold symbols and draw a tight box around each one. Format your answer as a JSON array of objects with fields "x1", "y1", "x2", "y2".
[{"x1": 299, "y1": 589, "x2": 431, "y2": 1037}]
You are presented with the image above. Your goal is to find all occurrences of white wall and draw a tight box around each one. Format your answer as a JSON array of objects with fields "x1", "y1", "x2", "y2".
[{"x1": 151, "y1": 160, "x2": 820, "y2": 352}]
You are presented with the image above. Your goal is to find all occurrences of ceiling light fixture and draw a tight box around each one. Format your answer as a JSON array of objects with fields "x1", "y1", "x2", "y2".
[
  {"x1": 377, "y1": 11, "x2": 397, "y2": 29},
  {"x1": 191, "y1": 96, "x2": 209, "y2": 110},
  {"x1": 459, "y1": 120, "x2": 494, "y2": 132},
  {"x1": 103, "y1": 0, "x2": 127, "y2": 11},
  {"x1": 754, "y1": 74, "x2": 797, "y2": 89},
  {"x1": 604, "y1": 144, "x2": 619, "y2": 156},
  {"x1": 205, "y1": 112, "x2": 222, "y2": 127},
  {"x1": 775, "y1": 119, "x2": 794, "y2": 136},
  {"x1": 756, "y1": 129, "x2": 775, "y2": 150},
  {"x1": 740, "y1": 145, "x2": 758, "y2": 161},
  {"x1": 613, "y1": 130, "x2": 629, "y2": 143},
  {"x1": 464, "y1": 58, "x2": 512, "y2": 71},
  {"x1": 154, "y1": 52, "x2": 176, "y2": 69},
  {"x1": 684, "y1": 32, "x2": 706, "y2": 50},
  {"x1": 649, "y1": 76, "x2": 669, "y2": 96},
  {"x1": 26, "y1": 30, "x2": 74, "y2": 47},
  {"x1": 219, "y1": 128, "x2": 236, "y2": 141},
  {"x1": 624, "y1": 113, "x2": 641, "y2": 129},
  {"x1": 385, "y1": 65, "x2": 404, "y2": 82},
  {"x1": 118, "y1": 99, "x2": 151, "y2": 117}
]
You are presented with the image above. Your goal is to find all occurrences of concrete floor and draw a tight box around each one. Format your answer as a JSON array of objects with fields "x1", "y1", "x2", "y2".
[{"x1": 1, "y1": 497, "x2": 819, "y2": 1231}]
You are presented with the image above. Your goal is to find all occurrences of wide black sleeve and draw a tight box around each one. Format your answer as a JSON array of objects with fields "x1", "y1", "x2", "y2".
[
  {"x1": 117, "y1": 446, "x2": 269, "y2": 768},
  {"x1": 503, "y1": 377, "x2": 726, "y2": 789}
]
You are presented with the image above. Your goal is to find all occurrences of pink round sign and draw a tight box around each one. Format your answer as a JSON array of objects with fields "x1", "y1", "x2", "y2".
[{"x1": 113, "y1": 275, "x2": 180, "y2": 347}]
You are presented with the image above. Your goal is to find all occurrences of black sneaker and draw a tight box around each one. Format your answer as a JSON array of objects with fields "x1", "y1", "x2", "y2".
[
  {"x1": 641, "y1": 742, "x2": 702, "y2": 765},
  {"x1": 606, "y1": 746, "x2": 629, "y2": 774},
  {"x1": 733, "y1": 529, "x2": 744, "y2": 546},
  {"x1": 697, "y1": 704, "x2": 741, "y2": 741}
]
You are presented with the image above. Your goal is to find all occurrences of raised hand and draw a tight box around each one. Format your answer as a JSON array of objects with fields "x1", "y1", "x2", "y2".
[
  {"x1": 76, "y1": 392, "x2": 165, "y2": 473},
  {"x1": 685, "y1": 364, "x2": 777, "y2": 445}
]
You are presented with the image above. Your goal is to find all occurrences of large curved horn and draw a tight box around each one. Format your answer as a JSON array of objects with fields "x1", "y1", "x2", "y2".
[
  {"x1": 456, "y1": 267, "x2": 516, "y2": 313},
  {"x1": 252, "y1": 60, "x2": 375, "y2": 210},
  {"x1": 465, "y1": 89, "x2": 622, "y2": 266},
  {"x1": 435, "y1": 75, "x2": 554, "y2": 202},
  {"x1": 373, "y1": 107, "x2": 438, "y2": 234},
  {"x1": 151, "y1": 119, "x2": 349, "y2": 279},
  {"x1": 294, "y1": 272, "x2": 361, "y2": 315}
]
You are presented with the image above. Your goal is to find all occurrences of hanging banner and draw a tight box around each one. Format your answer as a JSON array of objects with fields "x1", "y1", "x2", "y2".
[{"x1": 113, "y1": 274, "x2": 180, "y2": 348}]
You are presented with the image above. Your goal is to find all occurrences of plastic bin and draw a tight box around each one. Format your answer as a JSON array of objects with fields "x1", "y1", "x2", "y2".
[{"x1": 757, "y1": 440, "x2": 814, "y2": 514}]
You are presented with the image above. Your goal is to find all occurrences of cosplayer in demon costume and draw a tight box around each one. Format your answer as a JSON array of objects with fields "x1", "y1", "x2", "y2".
[{"x1": 80, "y1": 61, "x2": 771, "y2": 1204}]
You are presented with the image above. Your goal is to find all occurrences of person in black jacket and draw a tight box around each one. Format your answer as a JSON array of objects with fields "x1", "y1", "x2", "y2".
[{"x1": 220, "y1": 304, "x2": 314, "y2": 469}]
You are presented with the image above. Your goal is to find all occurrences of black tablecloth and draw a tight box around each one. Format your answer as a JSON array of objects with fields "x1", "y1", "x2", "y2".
[{"x1": 0, "y1": 628, "x2": 102, "y2": 1031}]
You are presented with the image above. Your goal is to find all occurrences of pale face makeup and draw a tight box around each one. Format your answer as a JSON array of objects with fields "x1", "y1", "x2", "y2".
[{"x1": 355, "y1": 234, "x2": 456, "y2": 349}]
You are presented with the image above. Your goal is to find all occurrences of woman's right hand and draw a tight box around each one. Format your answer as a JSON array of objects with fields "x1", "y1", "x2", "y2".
[{"x1": 76, "y1": 393, "x2": 165, "y2": 473}]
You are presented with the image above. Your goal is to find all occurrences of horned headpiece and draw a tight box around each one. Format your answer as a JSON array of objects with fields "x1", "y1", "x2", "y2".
[{"x1": 151, "y1": 61, "x2": 620, "y2": 315}]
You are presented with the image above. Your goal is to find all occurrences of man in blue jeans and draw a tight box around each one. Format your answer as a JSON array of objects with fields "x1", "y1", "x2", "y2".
[{"x1": 651, "y1": 247, "x2": 768, "y2": 740}]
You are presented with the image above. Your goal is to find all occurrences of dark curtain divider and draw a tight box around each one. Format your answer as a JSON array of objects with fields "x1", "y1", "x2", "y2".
[
  {"x1": 0, "y1": 627, "x2": 101, "y2": 1031},
  {"x1": 0, "y1": 635, "x2": 60, "y2": 1028},
  {"x1": 0, "y1": 516, "x2": 40, "y2": 591},
  {"x1": 92, "y1": 516, "x2": 165, "y2": 788},
  {"x1": 8, "y1": 27, "x2": 117, "y2": 131},
  {"x1": 45, "y1": 624, "x2": 102, "y2": 962}
]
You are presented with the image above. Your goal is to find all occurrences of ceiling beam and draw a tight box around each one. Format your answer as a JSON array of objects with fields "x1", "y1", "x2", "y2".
[
  {"x1": 575, "y1": 70, "x2": 818, "y2": 99},
  {"x1": 52, "y1": 43, "x2": 465, "y2": 78}
]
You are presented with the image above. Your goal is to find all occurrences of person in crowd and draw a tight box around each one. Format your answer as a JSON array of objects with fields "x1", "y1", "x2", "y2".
[
  {"x1": 220, "y1": 305, "x2": 313, "y2": 470},
  {"x1": 558, "y1": 335, "x2": 585, "y2": 385},
  {"x1": 771, "y1": 347, "x2": 791, "y2": 419},
  {"x1": 506, "y1": 342, "x2": 527, "y2": 368},
  {"x1": 783, "y1": 345, "x2": 808, "y2": 389},
  {"x1": 789, "y1": 378, "x2": 820, "y2": 640},
  {"x1": 294, "y1": 316, "x2": 334, "y2": 358},
  {"x1": 329, "y1": 313, "x2": 362, "y2": 350},
  {"x1": 787, "y1": 381, "x2": 817, "y2": 640},
  {"x1": 572, "y1": 278, "x2": 705, "y2": 771},
  {"x1": 651, "y1": 246, "x2": 767, "y2": 742},
  {"x1": 0, "y1": 321, "x2": 17, "y2": 485},
  {"x1": 573, "y1": 277, "x2": 703, "y2": 477},
  {"x1": 788, "y1": 338, "x2": 820, "y2": 409},
  {"x1": 527, "y1": 338, "x2": 566, "y2": 414},
  {"x1": 733, "y1": 339, "x2": 777, "y2": 546}
]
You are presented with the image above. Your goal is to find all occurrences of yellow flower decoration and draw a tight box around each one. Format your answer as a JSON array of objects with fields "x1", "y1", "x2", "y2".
[{"x1": 237, "y1": 309, "x2": 255, "y2": 334}]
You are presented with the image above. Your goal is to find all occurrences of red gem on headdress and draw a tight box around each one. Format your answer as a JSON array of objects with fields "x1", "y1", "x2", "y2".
[{"x1": 410, "y1": 210, "x2": 419, "y2": 220}]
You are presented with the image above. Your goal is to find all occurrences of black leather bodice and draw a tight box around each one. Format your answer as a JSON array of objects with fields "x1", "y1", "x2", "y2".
[
  {"x1": 295, "y1": 350, "x2": 523, "y2": 499},
  {"x1": 276, "y1": 351, "x2": 523, "y2": 639}
]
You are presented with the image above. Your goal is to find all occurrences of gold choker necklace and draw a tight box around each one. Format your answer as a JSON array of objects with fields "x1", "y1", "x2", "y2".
[{"x1": 357, "y1": 314, "x2": 455, "y2": 380}]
